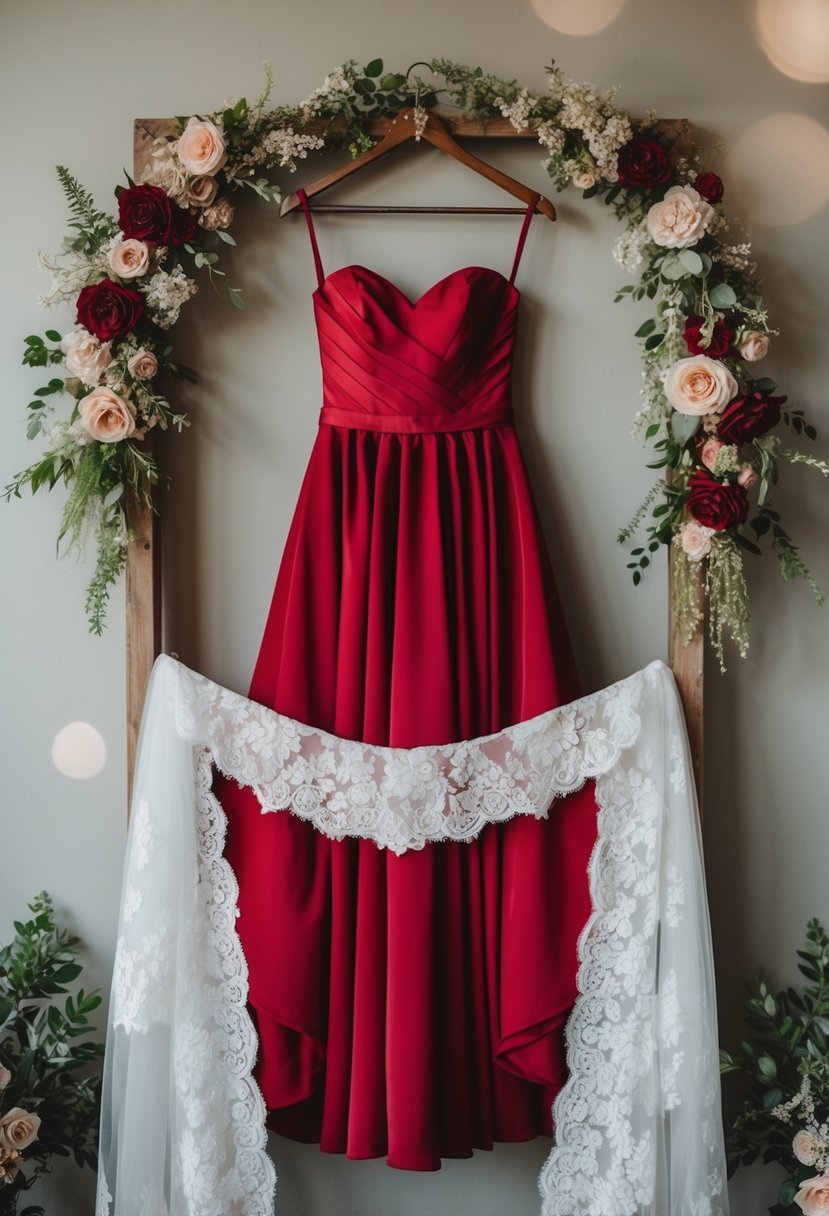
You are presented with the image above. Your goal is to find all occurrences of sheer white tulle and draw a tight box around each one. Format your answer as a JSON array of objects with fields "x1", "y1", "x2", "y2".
[{"x1": 96, "y1": 655, "x2": 728, "y2": 1216}]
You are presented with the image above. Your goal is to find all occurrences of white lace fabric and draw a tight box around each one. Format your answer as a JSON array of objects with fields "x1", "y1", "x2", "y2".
[{"x1": 97, "y1": 655, "x2": 728, "y2": 1216}]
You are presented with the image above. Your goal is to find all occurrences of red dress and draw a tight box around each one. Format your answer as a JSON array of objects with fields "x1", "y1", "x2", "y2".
[{"x1": 219, "y1": 191, "x2": 599, "y2": 1171}]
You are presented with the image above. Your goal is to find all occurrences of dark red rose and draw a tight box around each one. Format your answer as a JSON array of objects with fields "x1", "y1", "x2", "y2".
[
  {"x1": 118, "y1": 183, "x2": 196, "y2": 246},
  {"x1": 687, "y1": 468, "x2": 749, "y2": 531},
  {"x1": 76, "y1": 277, "x2": 145, "y2": 341},
  {"x1": 683, "y1": 315, "x2": 734, "y2": 358},
  {"x1": 717, "y1": 389, "x2": 786, "y2": 444},
  {"x1": 695, "y1": 172, "x2": 724, "y2": 204},
  {"x1": 617, "y1": 137, "x2": 672, "y2": 189}
]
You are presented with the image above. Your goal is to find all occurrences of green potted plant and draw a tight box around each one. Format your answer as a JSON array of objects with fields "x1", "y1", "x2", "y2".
[
  {"x1": 0, "y1": 893, "x2": 104, "y2": 1215},
  {"x1": 721, "y1": 919, "x2": 829, "y2": 1215}
]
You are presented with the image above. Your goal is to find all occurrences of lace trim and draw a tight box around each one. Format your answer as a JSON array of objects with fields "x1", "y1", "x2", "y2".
[
  {"x1": 167, "y1": 654, "x2": 652, "y2": 854},
  {"x1": 537, "y1": 684, "x2": 726, "y2": 1216},
  {"x1": 193, "y1": 750, "x2": 276, "y2": 1214}
]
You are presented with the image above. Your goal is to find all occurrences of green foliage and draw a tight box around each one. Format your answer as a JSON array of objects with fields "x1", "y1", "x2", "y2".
[
  {"x1": 721, "y1": 920, "x2": 829, "y2": 1214},
  {"x1": 55, "y1": 166, "x2": 115, "y2": 255},
  {"x1": 0, "y1": 894, "x2": 104, "y2": 1211}
]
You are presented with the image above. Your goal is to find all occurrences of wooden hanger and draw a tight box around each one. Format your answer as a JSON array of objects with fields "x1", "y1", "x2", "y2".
[{"x1": 279, "y1": 108, "x2": 556, "y2": 221}]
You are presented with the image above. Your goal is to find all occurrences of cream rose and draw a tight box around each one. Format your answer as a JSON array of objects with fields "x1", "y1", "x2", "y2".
[
  {"x1": 127, "y1": 348, "x2": 159, "y2": 379},
  {"x1": 200, "y1": 198, "x2": 235, "y2": 231},
  {"x1": 108, "y1": 238, "x2": 150, "y2": 279},
  {"x1": 664, "y1": 355, "x2": 738, "y2": 416},
  {"x1": 571, "y1": 166, "x2": 599, "y2": 190},
  {"x1": 184, "y1": 175, "x2": 219, "y2": 207},
  {"x1": 177, "y1": 117, "x2": 227, "y2": 176},
  {"x1": 60, "y1": 327, "x2": 113, "y2": 385},
  {"x1": 794, "y1": 1131, "x2": 823, "y2": 1167},
  {"x1": 646, "y1": 184, "x2": 713, "y2": 249},
  {"x1": 737, "y1": 466, "x2": 759, "y2": 489},
  {"x1": 794, "y1": 1175, "x2": 829, "y2": 1215},
  {"x1": 0, "y1": 1108, "x2": 41, "y2": 1152},
  {"x1": 79, "y1": 387, "x2": 136, "y2": 443},
  {"x1": 679, "y1": 520, "x2": 714, "y2": 561},
  {"x1": 0, "y1": 1063, "x2": 10, "y2": 1090},
  {"x1": 738, "y1": 330, "x2": 770, "y2": 362}
]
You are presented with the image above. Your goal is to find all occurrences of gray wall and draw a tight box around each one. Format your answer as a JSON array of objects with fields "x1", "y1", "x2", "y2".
[{"x1": 1, "y1": 1, "x2": 827, "y2": 1211}]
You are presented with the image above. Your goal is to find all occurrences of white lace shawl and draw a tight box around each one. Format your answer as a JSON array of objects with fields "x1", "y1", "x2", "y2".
[{"x1": 96, "y1": 655, "x2": 728, "y2": 1216}]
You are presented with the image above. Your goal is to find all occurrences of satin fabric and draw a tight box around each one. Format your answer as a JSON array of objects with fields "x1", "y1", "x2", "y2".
[{"x1": 218, "y1": 215, "x2": 599, "y2": 1170}]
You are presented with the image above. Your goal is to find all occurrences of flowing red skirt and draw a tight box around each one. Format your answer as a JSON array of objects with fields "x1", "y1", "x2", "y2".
[{"x1": 219, "y1": 423, "x2": 598, "y2": 1170}]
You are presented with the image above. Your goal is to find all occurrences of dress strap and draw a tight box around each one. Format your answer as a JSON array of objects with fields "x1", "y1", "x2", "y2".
[
  {"x1": 508, "y1": 193, "x2": 541, "y2": 286},
  {"x1": 297, "y1": 188, "x2": 325, "y2": 289}
]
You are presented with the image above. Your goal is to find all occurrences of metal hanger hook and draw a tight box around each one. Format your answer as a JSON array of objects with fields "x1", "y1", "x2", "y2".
[{"x1": 405, "y1": 61, "x2": 438, "y2": 108}]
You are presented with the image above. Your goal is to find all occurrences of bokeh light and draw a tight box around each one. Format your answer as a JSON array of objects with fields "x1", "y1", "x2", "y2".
[
  {"x1": 726, "y1": 113, "x2": 829, "y2": 226},
  {"x1": 528, "y1": 0, "x2": 625, "y2": 36},
  {"x1": 51, "y1": 721, "x2": 107, "y2": 779},
  {"x1": 755, "y1": 0, "x2": 829, "y2": 83}
]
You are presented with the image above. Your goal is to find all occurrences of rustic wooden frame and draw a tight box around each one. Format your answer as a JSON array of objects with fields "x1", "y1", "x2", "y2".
[{"x1": 127, "y1": 114, "x2": 703, "y2": 807}]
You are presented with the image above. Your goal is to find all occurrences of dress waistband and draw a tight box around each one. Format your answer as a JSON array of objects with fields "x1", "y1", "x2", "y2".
[{"x1": 319, "y1": 405, "x2": 514, "y2": 434}]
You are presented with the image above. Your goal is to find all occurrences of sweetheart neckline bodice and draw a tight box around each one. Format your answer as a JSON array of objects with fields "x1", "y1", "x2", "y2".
[{"x1": 313, "y1": 262, "x2": 520, "y2": 309}]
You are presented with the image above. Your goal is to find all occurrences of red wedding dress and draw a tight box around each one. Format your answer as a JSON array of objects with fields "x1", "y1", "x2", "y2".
[{"x1": 218, "y1": 191, "x2": 599, "y2": 1171}]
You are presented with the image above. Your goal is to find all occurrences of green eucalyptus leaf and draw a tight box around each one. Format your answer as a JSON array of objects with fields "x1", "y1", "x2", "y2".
[
  {"x1": 660, "y1": 255, "x2": 687, "y2": 282},
  {"x1": 364, "y1": 58, "x2": 383, "y2": 77},
  {"x1": 709, "y1": 282, "x2": 737, "y2": 309},
  {"x1": 635, "y1": 318, "x2": 656, "y2": 338},
  {"x1": 670, "y1": 411, "x2": 701, "y2": 444},
  {"x1": 678, "y1": 249, "x2": 704, "y2": 275}
]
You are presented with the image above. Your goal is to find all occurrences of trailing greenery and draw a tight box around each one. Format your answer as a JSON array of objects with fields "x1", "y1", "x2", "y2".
[{"x1": 706, "y1": 535, "x2": 750, "y2": 669}]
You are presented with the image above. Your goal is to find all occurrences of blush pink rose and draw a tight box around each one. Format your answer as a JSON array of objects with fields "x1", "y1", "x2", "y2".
[
  {"x1": 127, "y1": 348, "x2": 159, "y2": 379},
  {"x1": 646, "y1": 184, "x2": 714, "y2": 248},
  {"x1": 794, "y1": 1176, "x2": 829, "y2": 1215},
  {"x1": 738, "y1": 330, "x2": 770, "y2": 362},
  {"x1": 79, "y1": 387, "x2": 136, "y2": 443},
  {"x1": 701, "y1": 439, "x2": 724, "y2": 470},
  {"x1": 678, "y1": 520, "x2": 714, "y2": 561},
  {"x1": 185, "y1": 175, "x2": 219, "y2": 207},
  {"x1": 0, "y1": 1108, "x2": 41, "y2": 1152},
  {"x1": 664, "y1": 356, "x2": 739, "y2": 416},
  {"x1": 60, "y1": 327, "x2": 113, "y2": 385},
  {"x1": 108, "y1": 238, "x2": 150, "y2": 279},
  {"x1": 738, "y1": 466, "x2": 759, "y2": 489},
  {"x1": 177, "y1": 117, "x2": 227, "y2": 176}
]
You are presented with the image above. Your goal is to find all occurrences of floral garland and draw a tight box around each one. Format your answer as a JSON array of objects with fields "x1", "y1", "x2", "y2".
[{"x1": 6, "y1": 58, "x2": 826, "y2": 661}]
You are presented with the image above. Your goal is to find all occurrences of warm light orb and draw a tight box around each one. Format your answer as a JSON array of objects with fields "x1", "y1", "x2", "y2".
[
  {"x1": 528, "y1": 0, "x2": 625, "y2": 36},
  {"x1": 755, "y1": 0, "x2": 829, "y2": 83},
  {"x1": 51, "y1": 721, "x2": 107, "y2": 779},
  {"x1": 726, "y1": 113, "x2": 829, "y2": 226}
]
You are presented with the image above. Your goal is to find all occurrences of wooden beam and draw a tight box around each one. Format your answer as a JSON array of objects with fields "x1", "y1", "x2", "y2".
[
  {"x1": 668, "y1": 547, "x2": 704, "y2": 807},
  {"x1": 125, "y1": 485, "x2": 160, "y2": 807},
  {"x1": 126, "y1": 126, "x2": 166, "y2": 810}
]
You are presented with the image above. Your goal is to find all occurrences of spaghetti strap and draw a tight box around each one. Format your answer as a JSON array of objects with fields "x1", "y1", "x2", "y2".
[
  {"x1": 297, "y1": 188, "x2": 325, "y2": 289},
  {"x1": 508, "y1": 193, "x2": 540, "y2": 286}
]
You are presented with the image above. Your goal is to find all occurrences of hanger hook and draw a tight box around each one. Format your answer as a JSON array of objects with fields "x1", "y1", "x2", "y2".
[{"x1": 405, "y1": 61, "x2": 435, "y2": 110}]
